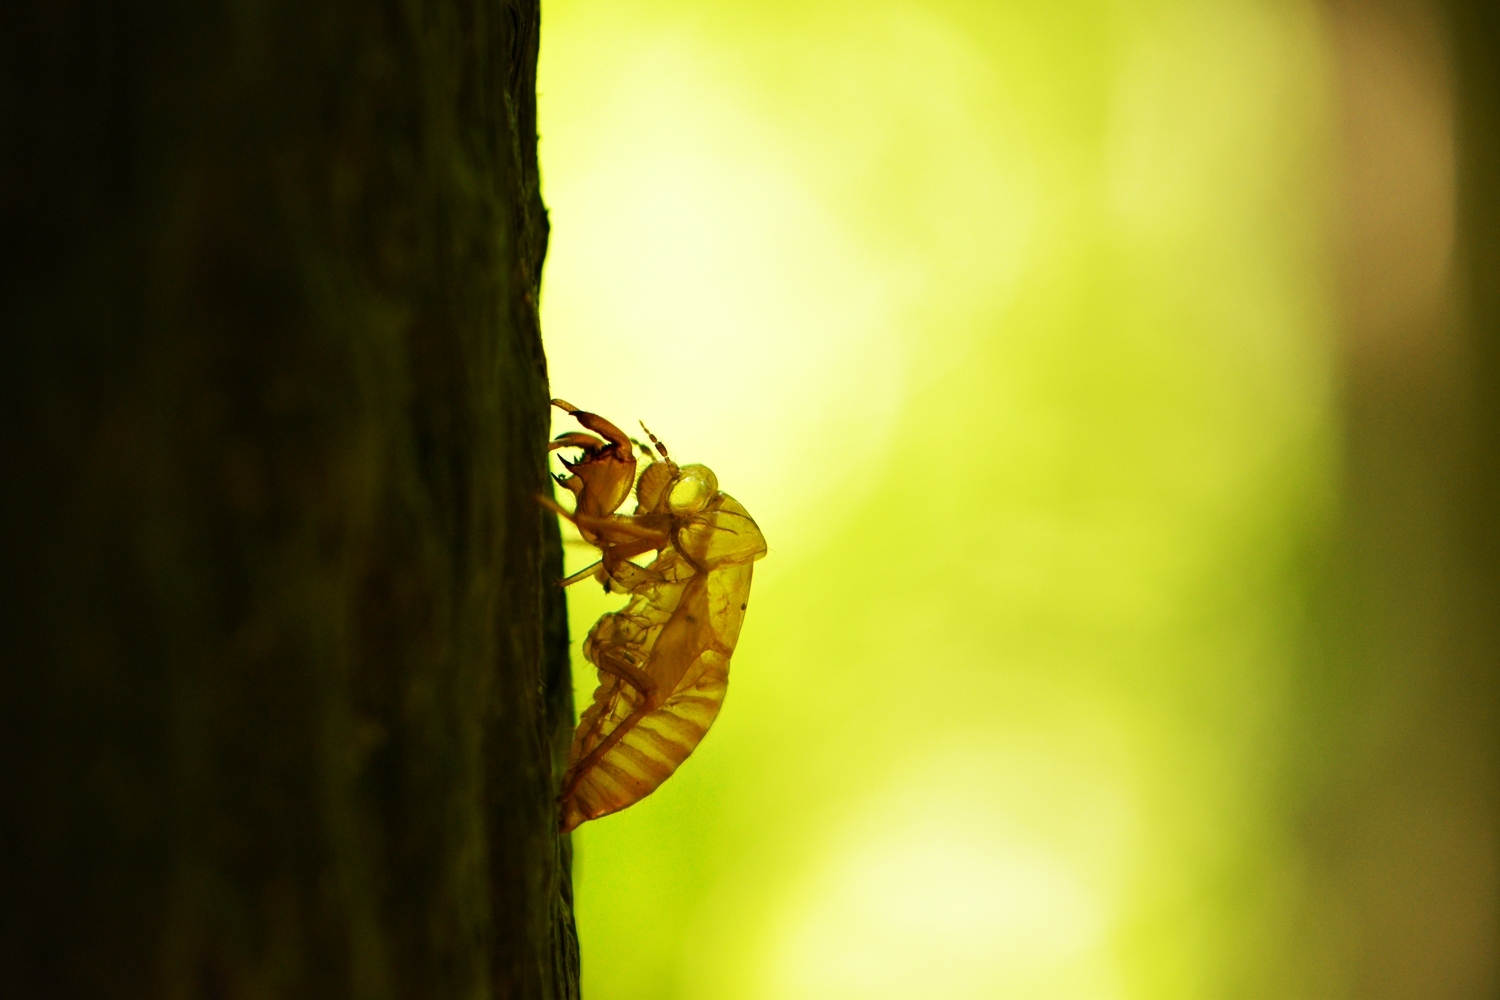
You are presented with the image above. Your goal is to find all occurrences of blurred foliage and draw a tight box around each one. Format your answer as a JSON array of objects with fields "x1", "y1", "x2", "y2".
[{"x1": 536, "y1": 0, "x2": 1490, "y2": 996}]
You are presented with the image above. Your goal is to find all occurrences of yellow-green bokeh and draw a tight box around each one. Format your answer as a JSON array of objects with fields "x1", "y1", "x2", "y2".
[{"x1": 539, "y1": 1, "x2": 1338, "y2": 996}]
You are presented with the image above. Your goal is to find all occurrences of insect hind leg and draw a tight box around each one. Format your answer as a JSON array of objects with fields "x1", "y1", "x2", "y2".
[
  {"x1": 559, "y1": 646, "x2": 659, "y2": 802},
  {"x1": 559, "y1": 559, "x2": 604, "y2": 588}
]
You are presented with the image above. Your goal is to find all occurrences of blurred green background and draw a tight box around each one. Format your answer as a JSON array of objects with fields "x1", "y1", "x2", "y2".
[{"x1": 537, "y1": 0, "x2": 1495, "y2": 996}]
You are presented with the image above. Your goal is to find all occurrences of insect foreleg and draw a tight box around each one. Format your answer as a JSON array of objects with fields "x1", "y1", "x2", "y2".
[
  {"x1": 553, "y1": 399, "x2": 634, "y2": 453},
  {"x1": 549, "y1": 432, "x2": 608, "y2": 453}
]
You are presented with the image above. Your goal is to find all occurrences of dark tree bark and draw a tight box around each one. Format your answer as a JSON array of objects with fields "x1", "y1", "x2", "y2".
[{"x1": 0, "y1": 2, "x2": 577, "y2": 997}]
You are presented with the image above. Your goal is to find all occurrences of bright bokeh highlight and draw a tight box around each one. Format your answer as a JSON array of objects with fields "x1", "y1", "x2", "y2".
[{"x1": 539, "y1": 1, "x2": 1336, "y2": 996}]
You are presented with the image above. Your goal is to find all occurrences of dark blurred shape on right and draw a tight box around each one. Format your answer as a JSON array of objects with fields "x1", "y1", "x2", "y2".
[{"x1": 1281, "y1": 1, "x2": 1497, "y2": 995}]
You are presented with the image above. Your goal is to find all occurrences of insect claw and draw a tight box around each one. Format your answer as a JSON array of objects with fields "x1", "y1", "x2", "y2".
[{"x1": 550, "y1": 431, "x2": 608, "y2": 454}]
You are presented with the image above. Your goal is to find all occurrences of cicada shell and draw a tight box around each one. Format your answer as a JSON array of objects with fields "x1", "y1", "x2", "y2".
[{"x1": 543, "y1": 401, "x2": 767, "y2": 833}]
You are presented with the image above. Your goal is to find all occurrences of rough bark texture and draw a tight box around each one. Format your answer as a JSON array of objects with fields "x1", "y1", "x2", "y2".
[{"x1": 0, "y1": 2, "x2": 577, "y2": 997}]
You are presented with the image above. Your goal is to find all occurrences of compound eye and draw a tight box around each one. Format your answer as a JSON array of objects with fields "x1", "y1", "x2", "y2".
[{"x1": 667, "y1": 464, "x2": 718, "y2": 514}]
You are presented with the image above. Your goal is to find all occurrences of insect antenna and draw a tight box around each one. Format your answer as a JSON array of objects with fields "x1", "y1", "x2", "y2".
[
  {"x1": 629, "y1": 436, "x2": 658, "y2": 460},
  {"x1": 638, "y1": 421, "x2": 670, "y2": 460}
]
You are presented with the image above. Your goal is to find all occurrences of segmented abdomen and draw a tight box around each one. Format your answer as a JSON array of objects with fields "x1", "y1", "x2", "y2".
[
  {"x1": 559, "y1": 559, "x2": 754, "y2": 833},
  {"x1": 559, "y1": 648, "x2": 729, "y2": 832}
]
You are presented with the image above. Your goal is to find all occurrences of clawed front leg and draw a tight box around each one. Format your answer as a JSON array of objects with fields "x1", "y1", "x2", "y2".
[
  {"x1": 549, "y1": 399, "x2": 638, "y2": 519},
  {"x1": 553, "y1": 399, "x2": 634, "y2": 454}
]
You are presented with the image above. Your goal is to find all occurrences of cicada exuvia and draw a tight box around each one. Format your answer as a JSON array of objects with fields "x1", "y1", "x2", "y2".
[{"x1": 542, "y1": 400, "x2": 766, "y2": 832}]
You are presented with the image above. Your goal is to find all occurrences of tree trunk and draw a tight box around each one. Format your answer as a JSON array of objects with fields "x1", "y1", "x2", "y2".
[{"x1": 0, "y1": 2, "x2": 577, "y2": 997}]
